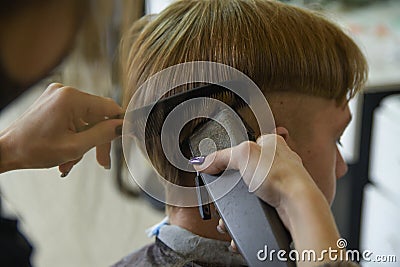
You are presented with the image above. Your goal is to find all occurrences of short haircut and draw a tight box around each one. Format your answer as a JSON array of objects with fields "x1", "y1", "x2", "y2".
[{"x1": 121, "y1": 0, "x2": 368, "y2": 186}]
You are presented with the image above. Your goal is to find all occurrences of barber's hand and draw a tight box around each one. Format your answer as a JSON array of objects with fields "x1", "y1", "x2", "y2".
[
  {"x1": 194, "y1": 134, "x2": 342, "y2": 266},
  {"x1": 0, "y1": 83, "x2": 123, "y2": 176},
  {"x1": 193, "y1": 134, "x2": 318, "y2": 231}
]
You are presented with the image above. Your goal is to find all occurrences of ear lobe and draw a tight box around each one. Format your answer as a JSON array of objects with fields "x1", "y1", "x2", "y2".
[{"x1": 274, "y1": 126, "x2": 290, "y2": 141}]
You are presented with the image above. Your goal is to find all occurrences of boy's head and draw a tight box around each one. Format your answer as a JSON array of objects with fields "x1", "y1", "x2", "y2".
[{"x1": 122, "y1": 0, "x2": 367, "y2": 204}]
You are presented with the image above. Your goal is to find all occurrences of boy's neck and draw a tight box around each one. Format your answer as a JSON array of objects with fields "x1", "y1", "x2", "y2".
[{"x1": 168, "y1": 205, "x2": 231, "y2": 242}]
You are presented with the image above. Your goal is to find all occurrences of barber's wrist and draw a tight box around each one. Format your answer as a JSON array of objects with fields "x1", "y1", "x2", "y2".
[
  {"x1": 278, "y1": 169, "x2": 336, "y2": 224},
  {"x1": 280, "y1": 166, "x2": 320, "y2": 206},
  {"x1": 0, "y1": 130, "x2": 20, "y2": 173},
  {"x1": 284, "y1": 184, "x2": 329, "y2": 223},
  {"x1": 281, "y1": 174, "x2": 329, "y2": 228},
  {"x1": 282, "y1": 179, "x2": 341, "y2": 254}
]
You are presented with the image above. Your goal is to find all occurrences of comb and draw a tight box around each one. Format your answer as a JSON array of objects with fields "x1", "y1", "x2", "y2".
[{"x1": 125, "y1": 81, "x2": 249, "y2": 141}]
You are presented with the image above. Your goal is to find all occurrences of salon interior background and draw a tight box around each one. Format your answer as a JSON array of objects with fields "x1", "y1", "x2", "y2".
[{"x1": 0, "y1": 0, "x2": 399, "y2": 266}]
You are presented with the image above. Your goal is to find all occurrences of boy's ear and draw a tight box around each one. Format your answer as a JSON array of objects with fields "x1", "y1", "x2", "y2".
[{"x1": 273, "y1": 126, "x2": 290, "y2": 141}]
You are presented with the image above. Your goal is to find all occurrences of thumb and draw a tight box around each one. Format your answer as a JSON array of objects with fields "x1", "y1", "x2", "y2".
[
  {"x1": 192, "y1": 147, "x2": 234, "y2": 174},
  {"x1": 71, "y1": 119, "x2": 123, "y2": 156}
]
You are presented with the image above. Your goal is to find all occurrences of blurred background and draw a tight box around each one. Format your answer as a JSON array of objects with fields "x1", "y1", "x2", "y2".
[{"x1": 0, "y1": 0, "x2": 399, "y2": 266}]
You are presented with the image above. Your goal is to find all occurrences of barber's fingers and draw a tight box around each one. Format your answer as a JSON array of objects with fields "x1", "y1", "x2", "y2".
[
  {"x1": 58, "y1": 157, "x2": 82, "y2": 177},
  {"x1": 193, "y1": 141, "x2": 263, "y2": 187},
  {"x1": 193, "y1": 135, "x2": 282, "y2": 196},
  {"x1": 45, "y1": 83, "x2": 123, "y2": 125},
  {"x1": 257, "y1": 134, "x2": 287, "y2": 149},
  {"x1": 96, "y1": 143, "x2": 111, "y2": 169},
  {"x1": 193, "y1": 147, "x2": 231, "y2": 174},
  {"x1": 46, "y1": 82, "x2": 64, "y2": 92},
  {"x1": 73, "y1": 91, "x2": 123, "y2": 124},
  {"x1": 192, "y1": 141, "x2": 254, "y2": 173},
  {"x1": 58, "y1": 141, "x2": 112, "y2": 176},
  {"x1": 247, "y1": 135, "x2": 278, "y2": 192},
  {"x1": 217, "y1": 219, "x2": 239, "y2": 253},
  {"x1": 230, "y1": 240, "x2": 238, "y2": 253},
  {"x1": 67, "y1": 119, "x2": 122, "y2": 159},
  {"x1": 217, "y1": 218, "x2": 227, "y2": 234},
  {"x1": 57, "y1": 141, "x2": 113, "y2": 177}
]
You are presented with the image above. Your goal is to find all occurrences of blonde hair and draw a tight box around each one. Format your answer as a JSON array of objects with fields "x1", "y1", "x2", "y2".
[{"x1": 121, "y1": 0, "x2": 368, "y2": 185}]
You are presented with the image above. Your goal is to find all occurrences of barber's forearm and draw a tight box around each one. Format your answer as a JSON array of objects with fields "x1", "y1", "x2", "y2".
[{"x1": 283, "y1": 186, "x2": 342, "y2": 267}]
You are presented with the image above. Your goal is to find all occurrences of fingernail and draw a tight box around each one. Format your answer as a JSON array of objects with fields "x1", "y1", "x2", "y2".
[
  {"x1": 189, "y1": 156, "x2": 206, "y2": 165},
  {"x1": 60, "y1": 171, "x2": 70, "y2": 178},
  {"x1": 216, "y1": 225, "x2": 226, "y2": 234},
  {"x1": 115, "y1": 125, "x2": 122, "y2": 136}
]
